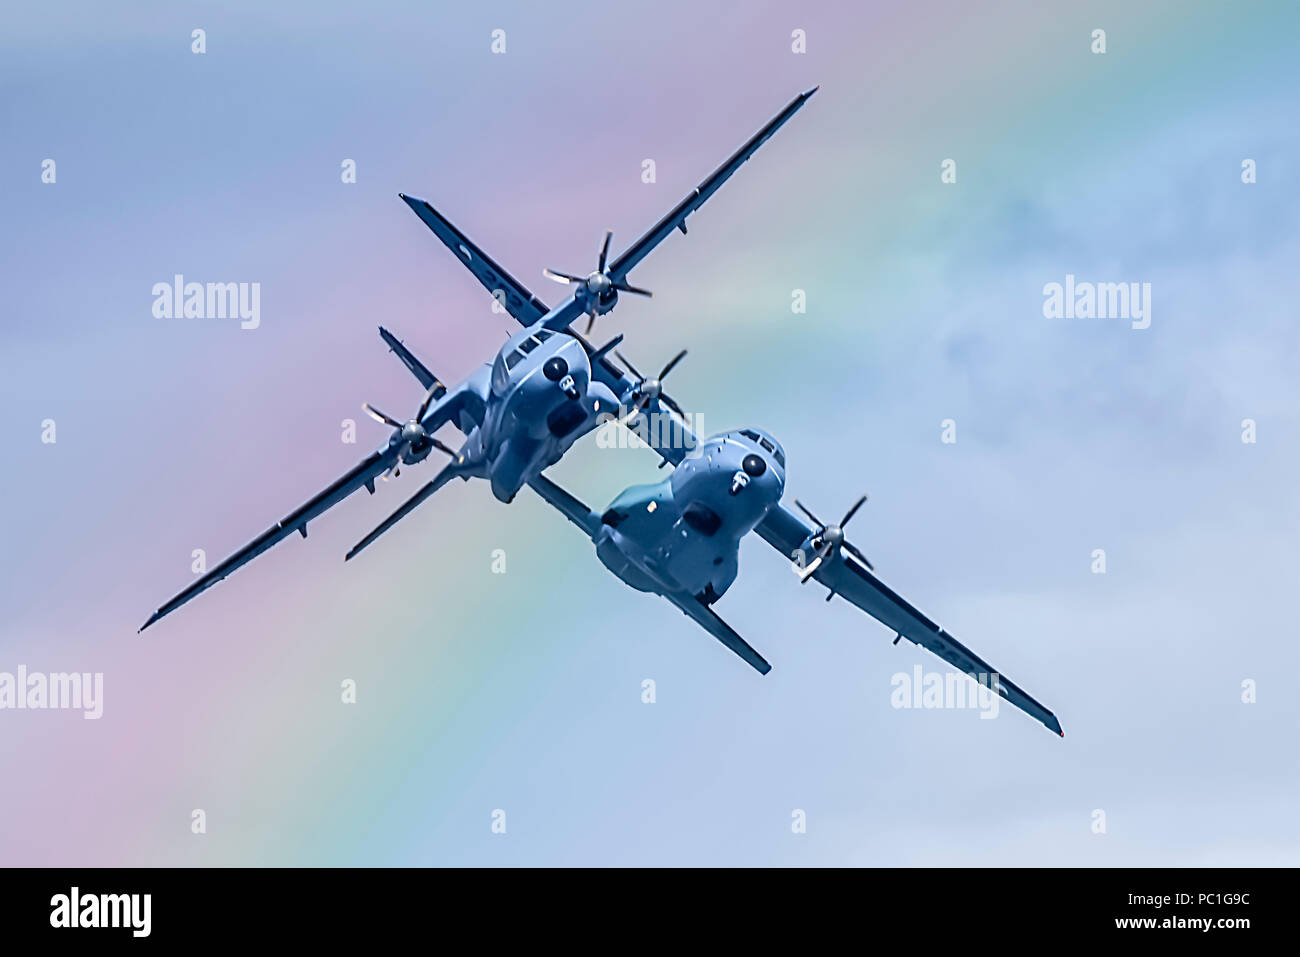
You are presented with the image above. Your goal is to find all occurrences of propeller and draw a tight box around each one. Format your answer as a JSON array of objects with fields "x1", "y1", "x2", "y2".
[
  {"x1": 793, "y1": 494, "x2": 874, "y2": 581},
  {"x1": 362, "y1": 383, "x2": 455, "y2": 478},
  {"x1": 614, "y1": 348, "x2": 688, "y2": 420},
  {"x1": 544, "y1": 230, "x2": 652, "y2": 333}
]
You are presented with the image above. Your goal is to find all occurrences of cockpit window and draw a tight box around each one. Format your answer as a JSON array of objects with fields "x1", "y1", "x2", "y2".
[
  {"x1": 536, "y1": 329, "x2": 553, "y2": 341},
  {"x1": 773, "y1": 448, "x2": 785, "y2": 467},
  {"x1": 740, "y1": 429, "x2": 760, "y2": 442},
  {"x1": 519, "y1": 337, "x2": 539, "y2": 354},
  {"x1": 759, "y1": 438, "x2": 774, "y2": 453},
  {"x1": 505, "y1": 350, "x2": 524, "y2": 370}
]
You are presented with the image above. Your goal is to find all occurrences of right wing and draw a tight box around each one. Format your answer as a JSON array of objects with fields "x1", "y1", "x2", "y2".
[
  {"x1": 664, "y1": 591, "x2": 772, "y2": 676},
  {"x1": 140, "y1": 384, "x2": 477, "y2": 632},
  {"x1": 399, "y1": 193, "x2": 551, "y2": 327},
  {"x1": 756, "y1": 504, "x2": 1063, "y2": 735}
]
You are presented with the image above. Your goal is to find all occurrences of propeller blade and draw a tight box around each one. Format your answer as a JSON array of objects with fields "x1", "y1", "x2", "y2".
[
  {"x1": 658, "y1": 348, "x2": 687, "y2": 380},
  {"x1": 793, "y1": 499, "x2": 824, "y2": 529},
  {"x1": 613, "y1": 349, "x2": 644, "y2": 380},
  {"x1": 415, "y1": 382, "x2": 441, "y2": 420},
  {"x1": 840, "y1": 494, "x2": 868, "y2": 528},
  {"x1": 659, "y1": 393, "x2": 686, "y2": 419},
  {"x1": 363, "y1": 403, "x2": 403, "y2": 429},
  {"x1": 542, "y1": 268, "x2": 582, "y2": 284},
  {"x1": 612, "y1": 280, "x2": 652, "y2": 297},
  {"x1": 584, "y1": 315, "x2": 596, "y2": 335},
  {"x1": 430, "y1": 437, "x2": 457, "y2": 456},
  {"x1": 598, "y1": 230, "x2": 613, "y2": 272}
]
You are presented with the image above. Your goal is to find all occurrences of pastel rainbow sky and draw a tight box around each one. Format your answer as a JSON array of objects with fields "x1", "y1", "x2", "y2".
[{"x1": 2, "y1": 1, "x2": 1297, "y2": 865}]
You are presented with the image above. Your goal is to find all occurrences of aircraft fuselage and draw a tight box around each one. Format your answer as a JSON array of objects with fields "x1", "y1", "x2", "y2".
[{"x1": 592, "y1": 429, "x2": 787, "y2": 602}]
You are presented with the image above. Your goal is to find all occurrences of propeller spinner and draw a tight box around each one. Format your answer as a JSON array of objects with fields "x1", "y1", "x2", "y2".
[
  {"x1": 544, "y1": 230, "x2": 652, "y2": 333},
  {"x1": 614, "y1": 347, "x2": 688, "y2": 421},
  {"x1": 362, "y1": 382, "x2": 455, "y2": 478},
  {"x1": 794, "y1": 495, "x2": 874, "y2": 581}
]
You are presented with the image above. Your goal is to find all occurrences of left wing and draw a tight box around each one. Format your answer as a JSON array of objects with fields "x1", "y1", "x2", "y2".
[
  {"x1": 139, "y1": 384, "x2": 477, "y2": 632},
  {"x1": 756, "y1": 504, "x2": 1063, "y2": 736},
  {"x1": 139, "y1": 447, "x2": 399, "y2": 632}
]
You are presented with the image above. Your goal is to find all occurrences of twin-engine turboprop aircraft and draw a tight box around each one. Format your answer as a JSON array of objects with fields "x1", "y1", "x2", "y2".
[
  {"x1": 140, "y1": 85, "x2": 1063, "y2": 737},
  {"x1": 528, "y1": 425, "x2": 1063, "y2": 736},
  {"x1": 139, "y1": 88, "x2": 816, "y2": 632}
]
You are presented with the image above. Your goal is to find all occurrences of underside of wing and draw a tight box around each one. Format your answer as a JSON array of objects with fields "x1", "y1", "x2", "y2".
[
  {"x1": 139, "y1": 447, "x2": 397, "y2": 632},
  {"x1": 756, "y1": 504, "x2": 1062, "y2": 735},
  {"x1": 820, "y1": 557, "x2": 1063, "y2": 736},
  {"x1": 140, "y1": 383, "x2": 477, "y2": 632},
  {"x1": 399, "y1": 193, "x2": 550, "y2": 326}
]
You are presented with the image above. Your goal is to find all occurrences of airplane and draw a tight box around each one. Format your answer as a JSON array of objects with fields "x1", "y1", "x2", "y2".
[
  {"x1": 139, "y1": 87, "x2": 817, "y2": 632},
  {"x1": 526, "y1": 427, "x2": 1066, "y2": 737}
]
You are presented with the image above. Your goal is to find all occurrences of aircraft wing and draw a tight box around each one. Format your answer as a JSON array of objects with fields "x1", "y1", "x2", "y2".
[
  {"x1": 664, "y1": 591, "x2": 772, "y2": 675},
  {"x1": 399, "y1": 193, "x2": 551, "y2": 327},
  {"x1": 139, "y1": 384, "x2": 477, "y2": 632},
  {"x1": 755, "y1": 504, "x2": 1063, "y2": 736},
  {"x1": 605, "y1": 87, "x2": 818, "y2": 284}
]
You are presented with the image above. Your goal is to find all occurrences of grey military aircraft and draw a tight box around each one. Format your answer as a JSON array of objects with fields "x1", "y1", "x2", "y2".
[
  {"x1": 139, "y1": 88, "x2": 817, "y2": 632},
  {"x1": 527, "y1": 425, "x2": 1065, "y2": 737}
]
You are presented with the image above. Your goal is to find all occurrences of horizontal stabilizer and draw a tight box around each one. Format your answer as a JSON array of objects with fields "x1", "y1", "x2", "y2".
[
  {"x1": 378, "y1": 326, "x2": 445, "y2": 395},
  {"x1": 669, "y1": 592, "x2": 771, "y2": 675}
]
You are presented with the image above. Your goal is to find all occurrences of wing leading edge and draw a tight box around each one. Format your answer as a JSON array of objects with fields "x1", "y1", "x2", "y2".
[{"x1": 756, "y1": 504, "x2": 1063, "y2": 736}]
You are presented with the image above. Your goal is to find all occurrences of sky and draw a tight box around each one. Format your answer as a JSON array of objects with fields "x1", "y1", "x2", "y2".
[{"x1": 1, "y1": 0, "x2": 1297, "y2": 865}]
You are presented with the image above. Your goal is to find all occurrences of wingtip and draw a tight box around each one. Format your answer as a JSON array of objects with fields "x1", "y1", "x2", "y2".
[
  {"x1": 804, "y1": 85, "x2": 820, "y2": 97},
  {"x1": 138, "y1": 614, "x2": 158, "y2": 634}
]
